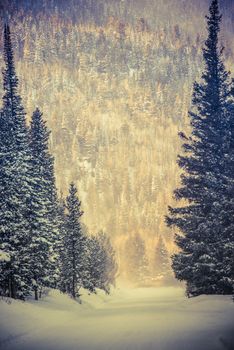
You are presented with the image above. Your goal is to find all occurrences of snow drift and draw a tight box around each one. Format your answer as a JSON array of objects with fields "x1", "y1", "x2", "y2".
[{"x1": 0, "y1": 286, "x2": 233, "y2": 350}]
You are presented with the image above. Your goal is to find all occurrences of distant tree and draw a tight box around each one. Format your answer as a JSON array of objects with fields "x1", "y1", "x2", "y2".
[
  {"x1": 136, "y1": 18, "x2": 149, "y2": 32},
  {"x1": 87, "y1": 235, "x2": 104, "y2": 292},
  {"x1": 153, "y1": 236, "x2": 171, "y2": 281},
  {"x1": 174, "y1": 24, "x2": 181, "y2": 40},
  {"x1": 125, "y1": 233, "x2": 149, "y2": 285},
  {"x1": 0, "y1": 24, "x2": 32, "y2": 299},
  {"x1": 166, "y1": 0, "x2": 234, "y2": 296},
  {"x1": 88, "y1": 231, "x2": 117, "y2": 293},
  {"x1": 98, "y1": 231, "x2": 118, "y2": 291}
]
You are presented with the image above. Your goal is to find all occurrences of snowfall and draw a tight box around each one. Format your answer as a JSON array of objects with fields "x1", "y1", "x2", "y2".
[{"x1": 0, "y1": 285, "x2": 233, "y2": 350}]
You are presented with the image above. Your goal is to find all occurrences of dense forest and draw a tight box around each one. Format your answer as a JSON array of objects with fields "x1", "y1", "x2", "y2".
[{"x1": 0, "y1": 0, "x2": 233, "y2": 283}]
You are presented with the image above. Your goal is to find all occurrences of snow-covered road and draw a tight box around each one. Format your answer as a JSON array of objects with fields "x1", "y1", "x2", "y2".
[{"x1": 0, "y1": 286, "x2": 233, "y2": 350}]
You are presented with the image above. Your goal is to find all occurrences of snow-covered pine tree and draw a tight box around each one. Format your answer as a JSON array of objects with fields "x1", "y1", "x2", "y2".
[
  {"x1": 97, "y1": 231, "x2": 118, "y2": 292},
  {"x1": 0, "y1": 24, "x2": 32, "y2": 299},
  {"x1": 28, "y1": 108, "x2": 59, "y2": 299},
  {"x1": 86, "y1": 235, "x2": 104, "y2": 292},
  {"x1": 228, "y1": 83, "x2": 234, "y2": 280},
  {"x1": 57, "y1": 197, "x2": 68, "y2": 294},
  {"x1": 61, "y1": 183, "x2": 88, "y2": 299},
  {"x1": 153, "y1": 235, "x2": 171, "y2": 282},
  {"x1": 166, "y1": 0, "x2": 234, "y2": 296},
  {"x1": 218, "y1": 78, "x2": 234, "y2": 295},
  {"x1": 125, "y1": 233, "x2": 149, "y2": 286},
  {"x1": 87, "y1": 231, "x2": 117, "y2": 293}
]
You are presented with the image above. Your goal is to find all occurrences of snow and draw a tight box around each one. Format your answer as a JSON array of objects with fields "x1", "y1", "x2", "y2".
[
  {"x1": 0, "y1": 250, "x2": 10, "y2": 262},
  {"x1": 0, "y1": 286, "x2": 233, "y2": 350}
]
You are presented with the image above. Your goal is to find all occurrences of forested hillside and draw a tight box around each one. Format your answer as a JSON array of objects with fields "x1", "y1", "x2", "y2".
[{"x1": 0, "y1": 0, "x2": 233, "y2": 273}]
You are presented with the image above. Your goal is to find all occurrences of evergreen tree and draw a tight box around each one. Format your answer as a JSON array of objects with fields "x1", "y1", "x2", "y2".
[
  {"x1": 166, "y1": 0, "x2": 234, "y2": 296},
  {"x1": 57, "y1": 197, "x2": 68, "y2": 294},
  {"x1": 87, "y1": 231, "x2": 117, "y2": 293},
  {"x1": 153, "y1": 235, "x2": 171, "y2": 281},
  {"x1": 61, "y1": 183, "x2": 88, "y2": 299},
  {"x1": 125, "y1": 233, "x2": 149, "y2": 285},
  {"x1": 28, "y1": 108, "x2": 59, "y2": 299},
  {"x1": 87, "y1": 235, "x2": 104, "y2": 293},
  {"x1": 0, "y1": 24, "x2": 32, "y2": 299},
  {"x1": 26, "y1": 168, "x2": 51, "y2": 300},
  {"x1": 97, "y1": 231, "x2": 117, "y2": 292}
]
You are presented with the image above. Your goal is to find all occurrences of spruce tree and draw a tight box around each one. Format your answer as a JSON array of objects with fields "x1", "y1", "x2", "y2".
[
  {"x1": 61, "y1": 183, "x2": 87, "y2": 299},
  {"x1": 166, "y1": 0, "x2": 234, "y2": 296},
  {"x1": 125, "y1": 233, "x2": 149, "y2": 285},
  {"x1": 28, "y1": 108, "x2": 59, "y2": 299},
  {"x1": 87, "y1": 235, "x2": 105, "y2": 293},
  {"x1": 26, "y1": 168, "x2": 51, "y2": 300},
  {"x1": 87, "y1": 231, "x2": 117, "y2": 293},
  {"x1": 33, "y1": 109, "x2": 60, "y2": 265},
  {"x1": 57, "y1": 198, "x2": 68, "y2": 294},
  {"x1": 97, "y1": 231, "x2": 117, "y2": 292},
  {"x1": 0, "y1": 24, "x2": 32, "y2": 299},
  {"x1": 153, "y1": 235, "x2": 171, "y2": 281}
]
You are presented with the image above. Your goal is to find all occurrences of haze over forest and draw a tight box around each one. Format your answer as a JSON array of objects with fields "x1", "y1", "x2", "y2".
[{"x1": 0, "y1": 0, "x2": 234, "y2": 275}]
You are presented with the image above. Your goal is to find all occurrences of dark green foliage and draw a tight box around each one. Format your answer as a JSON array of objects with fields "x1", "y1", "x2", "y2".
[
  {"x1": 0, "y1": 25, "x2": 60, "y2": 300},
  {"x1": 0, "y1": 24, "x2": 32, "y2": 299},
  {"x1": 0, "y1": 24, "x2": 117, "y2": 301},
  {"x1": 56, "y1": 198, "x2": 67, "y2": 294},
  {"x1": 59, "y1": 183, "x2": 88, "y2": 298},
  {"x1": 28, "y1": 108, "x2": 59, "y2": 298},
  {"x1": 166, "y1": 0, "x2": 234, "y2": 296},
  {"x1": 58, "y1": 186, "x2": 118, "y2": 298}
]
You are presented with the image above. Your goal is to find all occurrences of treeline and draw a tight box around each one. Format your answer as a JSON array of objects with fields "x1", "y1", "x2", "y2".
[
  {"x1": 0, "y1": 3, "x2": 204, "y2": 242},
  {"x1": 121, "y1": 233, "x2": 173, "y2": 286},
  {"x1": 0, "y1": 0, "x2": 232, "y2": 251},
  {"x1": 2, "y1": 0, "x2": 234, "y2": 32},
  {"x1": 1, "y1": 0, "x2": 231, "y2": 247},
  {"x1": 0, "y1": 24, "x2": 117, "y2": 301}
]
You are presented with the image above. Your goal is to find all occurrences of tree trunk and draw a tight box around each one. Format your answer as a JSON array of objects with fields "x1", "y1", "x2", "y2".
[
  {"x1": 12, "y1": 280, "x2": 16, "y2": 299},
  {"x1": 8, "y1": 277, "x2": 12, "y2": 298},
  {"x1": 72, "y1": 276, "x2": 76, "y2": 299},
  {"x1": 34, "y1": 287, "x2": 38, "y2": 301},
  {"x1": 9, "y1": 276, "x2": 16, "y2": 299}
]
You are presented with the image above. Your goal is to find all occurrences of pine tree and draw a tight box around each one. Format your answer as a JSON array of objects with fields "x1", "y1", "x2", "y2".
[
  {"x1": 153, "y1": 235, "x2": 171, "y2": 281},
  {"x1": 61, "y1": 183, "x2": 88, "y2": 299},
  {"x1": 166, "y1": 0, "x2": 234, "y2": 296},
  {"x1": 0, "y1": 24, "x2": 32, "y2": 299},
  {"x1": 97, "y1": 231, "x2": 117, "y2": 292},
  {"x1": 26, "y1": 170, "x2": 51, "y2": 300},
  {"x1": 57, "y1": 197, "x2": 68, "y2": 294},
  {"x1": 28, "y1": 108, "x2": 59, "y2": 299},
  {"x1": 125, "y1": 233, "x2": 149, "y2": 286},
  {"x1": 29, "y1": 108, "x2": 60, "y2": 290},
  {"x1": 87, "y1": 231, "x2": 117, "y2": 293},
  {"x1": 87, "y1": 235, "x2": 105, "y2": 293},
  {"x1": 222, "y1": 78, "x2": 234, "y2": 296}
]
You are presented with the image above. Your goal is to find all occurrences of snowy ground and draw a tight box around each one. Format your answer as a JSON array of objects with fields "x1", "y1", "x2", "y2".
[{"x1": 0, "y1": 286, "x2": 233, "y2": 350}]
